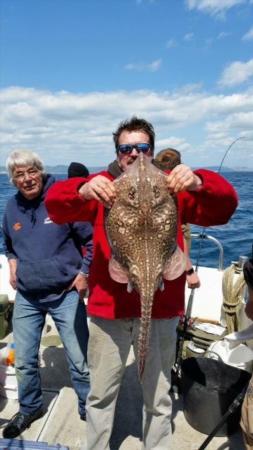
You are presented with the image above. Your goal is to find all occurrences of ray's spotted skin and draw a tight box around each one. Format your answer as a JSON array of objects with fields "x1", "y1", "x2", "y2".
[{"x1": 106, "y1": 153, "x2": 185, "y2": 378}]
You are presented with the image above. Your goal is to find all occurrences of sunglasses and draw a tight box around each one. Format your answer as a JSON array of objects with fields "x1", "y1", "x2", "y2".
[{"x1": 117, "y1": 143, "x2": 151, "y2": 154}]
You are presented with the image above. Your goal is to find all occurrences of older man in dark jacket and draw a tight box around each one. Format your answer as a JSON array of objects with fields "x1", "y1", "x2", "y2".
[{"x1": 2, "y1": 150, "x2": 92, "y2": 438}]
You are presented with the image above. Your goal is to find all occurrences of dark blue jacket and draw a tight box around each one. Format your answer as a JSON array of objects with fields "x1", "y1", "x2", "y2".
[{"x1": 2, "y1": 175, "x2": 93, "y2": 301}]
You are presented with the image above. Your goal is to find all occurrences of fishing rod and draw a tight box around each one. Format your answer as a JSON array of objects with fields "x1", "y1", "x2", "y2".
[
  {"x1": 174, "y1": 136, "x2": 246, "y2": 380},
  {"x1": 193, "y1": 136, "x2": 245, "y2": 274}
]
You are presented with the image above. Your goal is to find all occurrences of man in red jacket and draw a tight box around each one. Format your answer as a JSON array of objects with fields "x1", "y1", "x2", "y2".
[{"x1": 46, "y1": 117, "x2": 238, "y2": 450}]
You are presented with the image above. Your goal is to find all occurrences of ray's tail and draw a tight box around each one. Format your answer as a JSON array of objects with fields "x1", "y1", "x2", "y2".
[{"x1": 138, "y1": 293, "x2": 153, "y2": 380}]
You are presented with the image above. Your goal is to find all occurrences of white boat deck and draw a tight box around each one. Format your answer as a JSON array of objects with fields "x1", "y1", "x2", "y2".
[
  {"x1": 0, "y1": 257, "x2": 248, "y2": 449},
  {"x1": 0, "y1": 321, "x2": 245, "y2": 450}
]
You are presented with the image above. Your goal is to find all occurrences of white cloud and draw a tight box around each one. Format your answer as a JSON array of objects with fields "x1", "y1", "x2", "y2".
[
  {"x1": 124, "y1": 59, "x2": 162, "y2": 72},
  {"x1": 204, "y1": 115, "x2": 253, "y2": 165},
  {"x1": 166, "y1": 39, "x2": 177, "y2": 48},
  {"x1": 186, "y1": 0, "x2": 247, "y2": 17},
  {"x1": 242, "y1": 26, "x2": 253, "y2": 41},
  {"x1": 219, "y1": 59, "x2": 253, "y2": 86},
  {"x1": 184, "y1": 32, "x2": 194, "y2": 41},
  {"x1": 205, "y1": 31, "x2": 231, "y2": 47},
  {"x1": 0, "y1": 85, "x2": 253, "y2": 168},
  {"x1": 217, "y1": 31, "x2": 231, "y2": 39},
  {"x1": 156, "y1": 137, "x2": 191, "y2": 152}
]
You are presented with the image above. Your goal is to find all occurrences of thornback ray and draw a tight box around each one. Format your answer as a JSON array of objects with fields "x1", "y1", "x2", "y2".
[{"x1": 105, "y1": 153, "x2": 185, "y2": 379}]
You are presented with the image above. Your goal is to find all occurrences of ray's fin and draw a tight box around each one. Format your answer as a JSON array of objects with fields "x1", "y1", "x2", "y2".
[{"x1": 163, "y1": 246, "x2": 186, "y2": 280}]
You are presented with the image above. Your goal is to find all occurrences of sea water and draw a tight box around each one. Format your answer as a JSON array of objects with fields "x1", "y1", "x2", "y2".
[{"x1": 0, "y1": 171, "x2": 252, "y2": 268}]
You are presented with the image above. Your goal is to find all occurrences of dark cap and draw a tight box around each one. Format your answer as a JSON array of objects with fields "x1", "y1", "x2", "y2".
[{"x1": 68, "y1": 162, "x2": 89, "y2": 178}]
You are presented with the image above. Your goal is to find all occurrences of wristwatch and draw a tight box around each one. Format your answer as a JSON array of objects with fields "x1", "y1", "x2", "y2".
[{"x1": 186, "y1": 267, "x2": 194, "y2": 275}]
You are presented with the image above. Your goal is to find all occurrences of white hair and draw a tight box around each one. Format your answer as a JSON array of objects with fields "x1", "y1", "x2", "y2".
[{"x1": 6, "y1": 149, "x2": 45, "y2": 183}]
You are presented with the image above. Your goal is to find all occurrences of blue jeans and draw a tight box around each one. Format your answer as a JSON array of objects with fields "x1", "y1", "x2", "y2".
[{"x1": 13, "y1": 289, "x2": 90, "y2": 416}]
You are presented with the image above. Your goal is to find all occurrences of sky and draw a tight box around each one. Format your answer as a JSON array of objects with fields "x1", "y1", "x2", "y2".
[{"x1": 0, "y1": 0, "x2": 253, "y2": 169}]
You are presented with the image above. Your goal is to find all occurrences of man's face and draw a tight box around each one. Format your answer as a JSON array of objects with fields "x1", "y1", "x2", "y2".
[
  {"x1": 117, "y1": 130, "x2": 153, "y2": 172},
  {"x1": 12, "y1": 165, "x2": 43, "y2": 200}
]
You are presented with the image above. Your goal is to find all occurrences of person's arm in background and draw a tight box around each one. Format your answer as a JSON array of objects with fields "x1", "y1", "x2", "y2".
[
  {"x1": 2, "y1": 214, "x2": 17, "y2": 290},
  {"x1": 240, "y1": 256, "x2": 253, "y2": 450},
  {"x1": 8, "y1": 258, "x2": 17, "y2": 290},
  {"x1": 68, "y1": 221, "x2": 93, "y2": 301},
  {"x1": 246, "y1": 286, "x2": 253, "y2": 320},
  {"x1": 244, "y1": 258, "x2": 253, "y2": 320},
  {"x1": 184, "y1": 245, "x2": 201, "y2": 289}
]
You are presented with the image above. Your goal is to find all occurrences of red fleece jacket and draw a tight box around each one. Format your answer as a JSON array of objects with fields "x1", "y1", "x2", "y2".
[{"x1": 45, "y1": 169, "x2": 238, "y2": 319}]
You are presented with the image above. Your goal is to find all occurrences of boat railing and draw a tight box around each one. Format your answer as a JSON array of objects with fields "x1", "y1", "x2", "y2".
[{"x1": 191, "y1": 232, "x2": 224, "y2": 271}]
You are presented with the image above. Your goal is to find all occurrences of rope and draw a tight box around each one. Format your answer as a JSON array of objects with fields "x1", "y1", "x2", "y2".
[{"x1": 222, "y1": 264, "x2": 246, "y2": 333}]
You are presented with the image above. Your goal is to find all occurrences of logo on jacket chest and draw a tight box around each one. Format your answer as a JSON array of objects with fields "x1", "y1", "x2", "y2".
[{"x1": 13, "y1": 222, "x2": 22, "y2": 231}]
